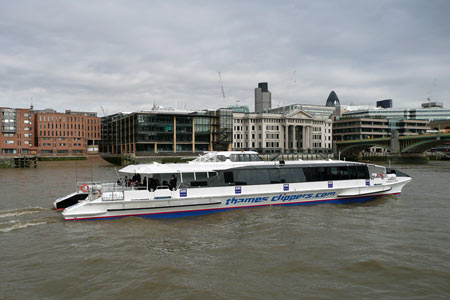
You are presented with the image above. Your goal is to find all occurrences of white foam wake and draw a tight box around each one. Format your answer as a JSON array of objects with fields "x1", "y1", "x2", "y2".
[
  {"x1": 0, "y1": 220, "x2": 48, "y2": 233},
  {"x1": 0, "y1": 207, "x2": 48, "y2": 219}
]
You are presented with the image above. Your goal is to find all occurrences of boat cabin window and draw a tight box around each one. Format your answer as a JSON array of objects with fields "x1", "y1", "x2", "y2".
[
  {"x1": 307, "y1": 167, "x2": 327, "y2": 182},
  {"x1": 356, "y1": 166, "x2": 370, "y2": 179},
  {"x1": 268, "y1": 169, "x2": 280, "y2": 183},
  {"x1": 368, "y1": 165, "x2": 386, "y2": 177},
  {"x1": 180, "y1": 173, "x2": 195, "y2": 187},
  {"x1": 250, "y1": 154, "x2": 262, "y2": 161},
  {"x1": 223, "y1": 167, "x2": 307, "y2": 186},
  {"x1": 195, "y1": 172, "x2": 208, "y2": 180},
  {"x1": 178, "y1": 164, "x2": 370, "y2": 188},
  {"x1": 229, "y1": 154, "x2": 262, "y2": 162},
  {"x1": 190, "y1": 172, "x2": 209, "y2": 187},
  {"x1": 303, "y1": 165, "x2": 369, "y2": 182},
  {"x1": 167, "y1": 171, "x2": 220, "y2": 188},
  {"x1": 224, "y1": 171, "x2": 234, "y2": 184},
  {"x1": 280, "y1": 168, "x2": 306, "y2": 183},
  {"x1": 216, "y1": 155, "x2": 226, "y2": 162},
  {"x1": 348, "y1": 165, "x2": 358, "y2": 179},
  {"x1": 327, "y1": 166, "x2": 350, "y2": 180}
]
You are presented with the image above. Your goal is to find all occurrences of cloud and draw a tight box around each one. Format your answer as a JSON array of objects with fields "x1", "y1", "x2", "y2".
[{"x1": 0, "y1": 0, "x2": 449, "y2": 115}]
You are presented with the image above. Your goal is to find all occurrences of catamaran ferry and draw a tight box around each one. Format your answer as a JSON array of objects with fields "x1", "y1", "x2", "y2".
[{"x1": 54, "y1": 151, "x2": 411, "y2": 221}]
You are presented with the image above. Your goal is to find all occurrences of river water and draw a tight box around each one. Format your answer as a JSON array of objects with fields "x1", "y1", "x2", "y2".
[{"x1": 0, "y1": 157, "x2": 449, "y2": 299}]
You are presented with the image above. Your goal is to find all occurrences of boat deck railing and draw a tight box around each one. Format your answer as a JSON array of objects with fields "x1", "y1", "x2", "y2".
[{"x1": 77, "y1": 181, "x2": 149, "y2": 201}]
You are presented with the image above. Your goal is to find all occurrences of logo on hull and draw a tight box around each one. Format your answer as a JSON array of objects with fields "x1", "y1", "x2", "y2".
[{"x1": 225, "y1": 191, "x2": 336, "y2": 205}]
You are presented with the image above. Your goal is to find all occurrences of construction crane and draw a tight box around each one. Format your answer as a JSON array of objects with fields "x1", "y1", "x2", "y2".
[
  {"x1": 218, "y1": 72, "x2": 226, "y2": 100},
  {"x1": 100, "y1": 106, "x2": 107, "y2": 116},
  {"x1": 427, "y1": 78, "x2": 437, "y2": 102}
]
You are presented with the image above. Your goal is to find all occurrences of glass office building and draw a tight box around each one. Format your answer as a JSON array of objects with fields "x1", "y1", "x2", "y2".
[
  {"x1": 100, "y1": 109, "x2": 232, "y2": 155},
  {"x1": 343, "y1": 105, "x2": 450, "y2": 122}
]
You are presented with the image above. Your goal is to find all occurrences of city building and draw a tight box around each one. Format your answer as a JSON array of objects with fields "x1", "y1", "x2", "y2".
[
  {"x1": 255, "y1": 82, "x2": 271, "y2": 113},
  {"x1": 35, "y1": 109, "x2": 101, "y2": 156},
  {"x1": 100, "y1": 108, "x2": 232, "y2": 155},
  {"x1": 325, "y1": 90, "x2": 340, "y2": 107},
  {"x1": 376, "y1": 99, "x2": 393, "y2": 109},
  {"x1": 266, "y1": 104, "x2": 336, "y2": 120},
  {"x1": 333, "y1": 100, "x2": 449, "y2": 144},
  {"x1": 227, "y1": 104, "x2": 250, "y2": 113},
  {"x1": 342, "y1": 101, "x2": 450, "y2": 121},
  {"x1": 429, "y1": 120, "x2": 450, "y2": 132},
  {"x1": 333, "y1": 117, "x2": 429, "y2": 141},
  {"x1": 233, "y1": 83, "x2": 333, "y2": 154},
  {"x1": 1, "y1": 107, "x2": 35, "y2": 155},
  {"x1": 1, "y1": 106, "x2": 101, "y2": 157},
  {"x1": 265, "y1": 90, "x2": 340, "y2": 120},
  {"x1": 233, "y1": 110, "x2": 333, "y2": 154}
]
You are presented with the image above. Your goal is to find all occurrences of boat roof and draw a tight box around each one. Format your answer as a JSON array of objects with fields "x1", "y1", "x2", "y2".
[{"x1": 118, "y1": 151, "x2": 367, "y2": 175}]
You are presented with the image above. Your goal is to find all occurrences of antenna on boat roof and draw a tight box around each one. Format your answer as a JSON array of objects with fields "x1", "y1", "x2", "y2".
[{"x1": 90, "y1": 159, "x2": 93, "y2": 183}]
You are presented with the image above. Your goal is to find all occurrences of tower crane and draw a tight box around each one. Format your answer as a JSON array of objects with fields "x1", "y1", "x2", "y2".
[
  {"x1": 218, "y1": 72, "x2": 226, "y2": 100},
  {"x1": 100, "y1": 106, "x2": 107, "y2": 116}
]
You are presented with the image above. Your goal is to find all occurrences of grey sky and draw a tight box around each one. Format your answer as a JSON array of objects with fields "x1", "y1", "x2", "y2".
[{"x1": 1, "y1": 0, "x2": 449, "y2": 115}]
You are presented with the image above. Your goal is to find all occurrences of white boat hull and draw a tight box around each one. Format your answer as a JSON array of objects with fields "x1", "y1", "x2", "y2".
[{"x1": 62, "y1": 177, "x2": 411, "y2": 221}]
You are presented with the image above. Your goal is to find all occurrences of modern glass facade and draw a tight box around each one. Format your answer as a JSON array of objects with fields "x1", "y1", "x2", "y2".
[
  {"x1": 333, "y1": 117, "x2": 429, "y2": 141},
  {"x1": 214, "y1": 109, "x2": 233, "y2": 151},
  {"x1": 343, "y1": 107, "x2": 450, "y2": 121},
  {"x1": 100, "y1": 109, "x2": 232, "y2": 155}
]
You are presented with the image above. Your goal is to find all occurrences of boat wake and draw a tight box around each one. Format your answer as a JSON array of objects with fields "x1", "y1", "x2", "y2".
[
  {"x1": 0, "y1": 207, "x2": 48, "y2": 219},
  {"x1": 0, "y1": 219, "x2": 49, "y2": 233},
  {"x1": 0, "y1": 207, "x2": 58, "y2": 233}
]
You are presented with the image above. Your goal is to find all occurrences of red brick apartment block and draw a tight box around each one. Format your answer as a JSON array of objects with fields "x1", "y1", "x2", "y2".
[
  {"x1": 0, "y1": 107, "x2": 35, "y2": 155},
  {"x1": 1, "y1": 107, "x2": 100, "y2": 157}
]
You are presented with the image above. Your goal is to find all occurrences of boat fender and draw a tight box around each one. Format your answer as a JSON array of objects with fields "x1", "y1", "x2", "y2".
[
  {"x1": 81, "y1": 184, "x2": 89, "y2": 192},
  {"x1": 98, "y1": 190, "x2": 102, "y2": 198}
]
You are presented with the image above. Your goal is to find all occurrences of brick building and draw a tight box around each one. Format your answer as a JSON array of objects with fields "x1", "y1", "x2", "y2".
[
  {"x1": 1, "y1": 107, "x2": 35, "y2": 155},
  {"x1": 35, "y1": 109, "x2": 101, "y2": 156},
  {"x1": 1, "y1": 106, "x2": 101, "y2": 157}
]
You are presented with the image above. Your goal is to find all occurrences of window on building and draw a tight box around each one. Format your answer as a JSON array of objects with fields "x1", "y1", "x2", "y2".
[{"x1": 2, "y1": 149, "x2": 17, "y2": 154}]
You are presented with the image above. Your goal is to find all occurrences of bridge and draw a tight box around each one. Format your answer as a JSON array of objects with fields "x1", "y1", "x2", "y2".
[{"x1": 335, "y1": 132, "x2": 450, "y2": 158}]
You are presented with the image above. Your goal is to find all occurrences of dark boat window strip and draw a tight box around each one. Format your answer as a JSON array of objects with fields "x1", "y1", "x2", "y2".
[
  {"x1": 154, "y1": 163, "x2": 371, "y2": 189},
  {"x1": 219, "y1": 165, "x2": 370, "y2": 186}
]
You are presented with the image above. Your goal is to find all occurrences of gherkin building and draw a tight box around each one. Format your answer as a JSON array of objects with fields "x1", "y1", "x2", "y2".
[{"x1": 326, "y1": 91, "x2": 340, "y2": 107}]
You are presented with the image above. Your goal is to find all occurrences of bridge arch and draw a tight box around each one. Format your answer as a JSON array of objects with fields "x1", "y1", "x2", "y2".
[
  {"x1": 339, "y1": 143, "x2": 392, "y2": 155},
  {"x1": 401, "y1": 139, "x2": 448, "y2": 153}
]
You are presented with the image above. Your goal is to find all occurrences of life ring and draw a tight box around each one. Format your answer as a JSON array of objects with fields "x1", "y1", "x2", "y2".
[
  {"x1": 376, "y1": 173, "x2": 384, "y2": 179},
  {"x1": 80, "y1": 184, "x2": 89, "y2": 192}
]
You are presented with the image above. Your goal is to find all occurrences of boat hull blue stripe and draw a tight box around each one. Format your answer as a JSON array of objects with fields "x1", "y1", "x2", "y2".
[{"x1": 65, "y1": 193, "x2": 398, "y2": 221}]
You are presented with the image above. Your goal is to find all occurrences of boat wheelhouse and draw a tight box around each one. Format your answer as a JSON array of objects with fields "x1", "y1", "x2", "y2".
[{"x1": 54, "y1": 151, "x2": 411, "y2": 220}]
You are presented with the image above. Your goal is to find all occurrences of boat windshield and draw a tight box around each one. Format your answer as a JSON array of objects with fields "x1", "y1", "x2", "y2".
[
  {"x1": 368, "y1": 164, "x2": 387, "y2": 177},
  {"x1": 229, "y1": 154, "x2": 262, "y2": 162},
  {"x1": 191, "y1": 153, "x2": 227, "y2": 162}
]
